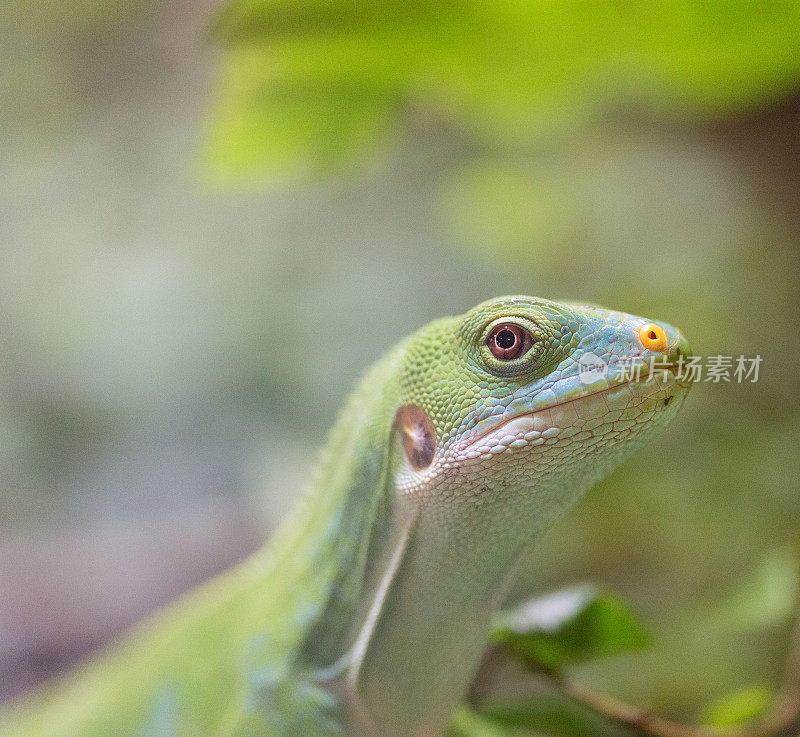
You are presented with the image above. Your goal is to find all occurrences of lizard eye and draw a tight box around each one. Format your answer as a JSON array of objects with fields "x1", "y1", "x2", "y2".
[{"x1": 487, "y1": 323, "x2": 534, "y2": 360}]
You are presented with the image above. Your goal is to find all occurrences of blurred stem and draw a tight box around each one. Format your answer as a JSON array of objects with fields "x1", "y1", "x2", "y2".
[{"x1": 469, "y1": 612, "x2": 800, "y2": 737}]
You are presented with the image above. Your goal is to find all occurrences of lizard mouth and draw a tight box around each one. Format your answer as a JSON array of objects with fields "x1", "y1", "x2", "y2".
[{"x1": 460, "y1": 365, "x2": 689, "y2": 455}]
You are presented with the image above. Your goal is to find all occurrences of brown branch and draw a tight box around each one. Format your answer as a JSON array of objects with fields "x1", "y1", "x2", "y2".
[
  {"x1": 469, "y1": 609, "x2": 800, "y2": 737},
  {"x1": 558, "y1": 677, "x2": 719, "y2": 737},
  {"x1": 558, "y1": 671, "x2": 800, "y2": 737}
]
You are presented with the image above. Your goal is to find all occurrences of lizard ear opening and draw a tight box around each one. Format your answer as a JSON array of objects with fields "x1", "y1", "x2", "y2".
[{"x1": 395, "y1": 405, "x2": 436, "y2": 470}]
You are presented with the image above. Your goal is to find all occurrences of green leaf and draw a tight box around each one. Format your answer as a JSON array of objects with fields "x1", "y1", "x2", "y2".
[
  {"x1": 207, "y1": 0, "x2": 800, "y2": 179},
  {"x1": 701, "y1": 686, "x2": 773, "y2": 728},
  {"x1": 491, "y1": 585, "x2": 649, "y2": 669},
  {"x1": 448, "y1": 706, "x2": 517, "y2": 737},
  {"x1": 708, "y1": 548, "x2": 799, "y2": 633},
  {"x1": 476, "y1": 697, "x2": 628, "y2": 737}
]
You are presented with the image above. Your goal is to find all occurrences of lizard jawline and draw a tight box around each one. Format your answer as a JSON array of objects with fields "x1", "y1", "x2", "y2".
[{"x1": 459, "y1": 374, "x2": 679, "y2": 455}]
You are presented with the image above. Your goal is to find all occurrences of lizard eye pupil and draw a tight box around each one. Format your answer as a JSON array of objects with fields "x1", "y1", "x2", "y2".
[
  {"x1": 487, "y1": 323, "x2": 531, "y2": 360},
  {"x1": 495, "y1": 329, "x2": 516, "y2": 349}
]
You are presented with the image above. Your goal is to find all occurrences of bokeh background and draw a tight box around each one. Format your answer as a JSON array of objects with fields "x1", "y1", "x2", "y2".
[{"x1": 3, "y1": 0, "x2": 800, "y2": 731}]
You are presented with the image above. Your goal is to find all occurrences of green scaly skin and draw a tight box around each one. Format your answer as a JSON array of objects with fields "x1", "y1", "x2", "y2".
[{"x1": 0, "y1": 296, "x2": 692, "y2": 737}]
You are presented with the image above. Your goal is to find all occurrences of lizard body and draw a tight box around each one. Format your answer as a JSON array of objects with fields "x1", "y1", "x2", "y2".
[{"x1": 0, "y1": 296, "x2": 691, "y2": 737}]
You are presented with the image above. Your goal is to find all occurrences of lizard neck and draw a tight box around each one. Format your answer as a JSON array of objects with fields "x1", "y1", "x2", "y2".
[
  {"x1": 343, "y1": 498, "x2": 546, "y2": 737},
  {"x1": 344, "y1": 462, "x2": 603, "y2": 737}
]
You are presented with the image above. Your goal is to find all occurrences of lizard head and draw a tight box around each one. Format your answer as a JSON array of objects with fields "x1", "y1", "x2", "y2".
[
  {"x1": 348, "y1": 295, "x2": 693, "y2": 735},
  {"x1": 393, "y1": 295, "x2": 693, "y2": 547},
  {"x1": 352, "y1": 295, "x2": 693, "y2": 735}
]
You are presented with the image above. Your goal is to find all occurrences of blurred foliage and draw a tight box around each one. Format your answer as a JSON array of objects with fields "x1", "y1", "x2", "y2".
[
  {"x1": 207, "y1": 0, "x2": 800, "y2": 181},
  {"x1": 701, "y1": 686, "x2": 773, "y2": 728},
  {"x1": 492, "y1": 586, "x2": 649, "y2": 670},
  {"x1": 457, "y1": 563, "x2": 794, "y2": 734},
  {"x1": 452, "y1": 699, "x2": 630, "y2": 737},
  {"x1": 704, "y1": 548, "x2": 799, "y2": 635},
  {"x1": 449, "y1": 708, "x2": 514, "y2": 737}
]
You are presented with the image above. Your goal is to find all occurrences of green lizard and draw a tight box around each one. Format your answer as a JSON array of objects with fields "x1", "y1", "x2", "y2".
[{"x1": 0, "y1": 295, "x2": 692, "y2": 737}]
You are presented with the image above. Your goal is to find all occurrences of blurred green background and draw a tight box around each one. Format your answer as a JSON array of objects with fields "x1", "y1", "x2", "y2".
[{"x1": 2, "y1": 0, "x2": 800, "y2": 731}]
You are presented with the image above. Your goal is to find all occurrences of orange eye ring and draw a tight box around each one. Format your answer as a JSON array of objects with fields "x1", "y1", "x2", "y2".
[{"x1": 638, "y1": 323, "x2": 668, "y2": 352}]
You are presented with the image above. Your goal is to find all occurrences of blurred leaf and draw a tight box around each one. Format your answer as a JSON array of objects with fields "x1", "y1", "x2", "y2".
[
  {"x1": 207, "y1": 0, "x2": 800, "y2": 179},
  {"x1": 701, "y1": 686, "x2": 773, "y2": 728},
  {"x1": 205, "y1": 49, "x2": 397, "y2": 182},
  {"x1": 491, "y1": 585, "x2": 649, "y2": 669},
  {"x1": 448, "y1": 706, "x2": 518, "y2": 737},
  {"x1": 708, "y1": 548, "x2": 799, "y2": 633},
  {"x1": 476, "y1": 697, "x2": 628, "y2": 737}
]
